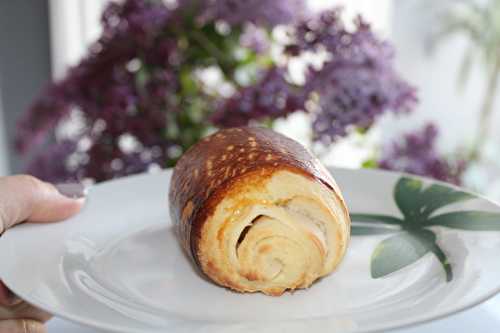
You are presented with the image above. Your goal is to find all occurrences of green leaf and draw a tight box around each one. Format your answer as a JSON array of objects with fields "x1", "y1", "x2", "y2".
[
  {"x1": 180, "y1": 68, "x2": 198, "y2": 96},
  {"x1": 425, "y1": 211, "x2": 500, "y2": 230},
  {"x1": 135, "y1": 66, "x2": 150, "y2": 92},
  {"x1": 351, "y1": 225, "x2": 400, "y2": 236},
  {"x1": 260, "y1": 118, "x2": 274, "y2": 128},
  {"x1": 371, "y1": 230, "x2": 436, "y2": 279},
  {"x1": 430, "y1": 244, "x2": 453, "y2": 282},
  {"x1": 361, "y1": 158, "x2": 378, "y2": 169},
  {"x1": 419, "y1": 184, "x2": 475, "y2": 218},
  {"x1": 235, "y1": 49, "x2": 258, "y2": 67},
  {"x1": 394, "y1": 177, "x2": 423, "y2": 222},
  {"x1": 350, "y1": 213, "x2": 404, "y2": 225},
  {"x1": 355, "y1": 126, "x2": 370, "y2": 135}
]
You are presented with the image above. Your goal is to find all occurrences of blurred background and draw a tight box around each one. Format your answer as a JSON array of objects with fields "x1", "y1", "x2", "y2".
[{"x1": 1, "y1": 0, "x2": 499, "y2": 199}]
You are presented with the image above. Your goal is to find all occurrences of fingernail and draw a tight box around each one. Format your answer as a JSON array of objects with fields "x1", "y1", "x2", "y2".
[{"x1": 55, "y1": 183, "x2": 87, "y2": 199}]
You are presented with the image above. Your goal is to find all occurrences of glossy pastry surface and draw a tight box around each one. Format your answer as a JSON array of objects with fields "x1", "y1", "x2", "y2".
[{"x1": 169, "y1": 127, "x2": 350, "y2": 295}]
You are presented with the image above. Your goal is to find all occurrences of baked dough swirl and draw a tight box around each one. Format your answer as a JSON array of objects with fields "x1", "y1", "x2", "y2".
[{"x1": 169, "y1": 127, "x2": 350, "y2": 296}]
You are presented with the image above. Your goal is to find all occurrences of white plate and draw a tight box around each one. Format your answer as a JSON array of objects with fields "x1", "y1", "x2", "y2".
[
  {"x1": 1, "y1": 168, "x2": 500, "y2": 333},
  {"x1": 46, "y1": 294, "x2": 500, "y2": 333}
]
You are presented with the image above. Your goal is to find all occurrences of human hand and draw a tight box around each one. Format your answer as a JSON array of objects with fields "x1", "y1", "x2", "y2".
[{"x1": 0, "y1": 175, "x2": 85, "y2": 333}]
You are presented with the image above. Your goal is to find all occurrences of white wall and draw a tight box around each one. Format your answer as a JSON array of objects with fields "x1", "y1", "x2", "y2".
[
  {"x1": 381, "y1": 1, "x2": 483, "y2": 151},
  {"x1": 309, "y1": 0, "x2": 393, "y2": 35},
  {"x1": 381, "y1": 0, "x2": 500, "y2": 197},
  {"x1": 305, "y1": 0, "x2": 497, "y2": 159},
  {"x1": 49, "y1": 0, "x2": 106, "y2": 79},
  {"x1": 0, "y1": 1, "x2": 52, "y2": 174}
]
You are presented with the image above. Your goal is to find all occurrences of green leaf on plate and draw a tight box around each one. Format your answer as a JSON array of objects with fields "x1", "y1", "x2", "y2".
[
  {"x1": 371, "y1": 229, "x2": 436, "y2": 279},
  {"x1": 394, "y1": 177, "x2": 423, "y2": 223},
  {"x1": 430, "y1": 243, "x2": 453, "y2": 282},
  {"x1": 351, "y1": 225, "x2": 400, "y2": 236},
  {"x1": 350, "y1": 214, "x2": 404, "y2": 225},
  {"x1": 419, "y1": 184, "x2": 475, "y2": 218},
  {"x1": 425, "y1": 211, "x2": 500, "y2": 230}
]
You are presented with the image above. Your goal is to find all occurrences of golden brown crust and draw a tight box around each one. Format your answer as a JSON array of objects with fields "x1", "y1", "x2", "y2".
[
  {"x1": 168, "y1": 126, "x2": 350, "y2": 294},
  {"x1": 169, "y1": 127, "x2": 345, "y2": 253}
]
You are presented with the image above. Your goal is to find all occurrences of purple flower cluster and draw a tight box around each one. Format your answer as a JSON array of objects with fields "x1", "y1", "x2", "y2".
[
  {"x1": 211, "y1": 68, "x2": 304, "y2": 126},
  {"x1": 17, "y1": 0, "x2": 178, "y2": 181},
  {"x1": 294, "y1": 11, "x2": 416, "y2": 143},
  {"x1": 378, "y1": 124, "x2": 467, "y2": 185},
  {"x1": 16, "y1": 0, "x2": 416, "y2": 183},
  {"x1": 214, "y1": 10, "x2": 416, "y2": 144},
  {"x1": 18, "y1": 0, "x2": 301, "y2": 182},
  {"x1": 25, "y1": 140, "x2": 78, "y2": 183},
  {"x1": 239, "y1": 24, "x2": 270, "y2": 54},
  {"x1": 199, "y1": 0, "x2": 308, "y2": 27}
]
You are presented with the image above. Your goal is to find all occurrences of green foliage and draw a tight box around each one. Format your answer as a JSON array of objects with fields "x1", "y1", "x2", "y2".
[
  {"x1": 371, "y1": 230, "x2": 437, "y2": 278},
  {"x1": 350, "y1": 214, "x2": 404, "y2": 225},
  {"x1": 156, "y1": 19, "x2": 272, "y2": 166},
  {"x1": 351, "y1": 225, "x2": 400, "y2": 236},
  {"x1": 432, "y1": 0, "x2": 500, "y2": 161},
  {"x1": 433, "y1": 0, "x2": 500, "y2": 77},
  {"x1": 425, "y1": 211, "x2": 500, "y2": 230},
  {"x1": 351, "y1": 176, "x2": 500, "y2": 281},
  {"x1": 361, "y1": 158, "x2": 378, "y2": 169}
]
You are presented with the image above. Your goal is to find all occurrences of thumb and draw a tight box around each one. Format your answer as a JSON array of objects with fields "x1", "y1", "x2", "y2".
[
  {"x1": 0, "y1": 175, "x2": 85, "y2": 234},
  {"x1": 0, "y1": 319, "x2": 46, "y2": 333}
]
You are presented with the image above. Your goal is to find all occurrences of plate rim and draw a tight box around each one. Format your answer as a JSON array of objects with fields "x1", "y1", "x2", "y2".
[{"x1": 1, "y1": 167, "x2": 500, "y2": 333}]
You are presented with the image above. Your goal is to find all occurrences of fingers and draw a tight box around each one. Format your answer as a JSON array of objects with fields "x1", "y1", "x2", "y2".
[
  {"x1": 0, "y1": 176, "x2": 83, "y2": 330},
  {"x1": 0, "y1": 319, "x2": 47, "y2": 333},
  {"x1": 0, "y1": 301, "x2": 51, "y2": 323},
  {"x1": 0, "y1": 175, "x2": 85, "y2": 234},
  {"x1": 0, "y1": 281, "x2": 20, "y2": 307}
]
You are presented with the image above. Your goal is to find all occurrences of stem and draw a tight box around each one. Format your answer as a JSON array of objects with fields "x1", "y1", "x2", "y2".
[
  {"x1": 469, "y1": 59, "x2": 500, "y2": 161},
  {"x1": 431, "y1": 243, "x2": 453, "y2": 282},
  {"x1": 190, "y1": 30, "x2": 235, "y2": 79}
]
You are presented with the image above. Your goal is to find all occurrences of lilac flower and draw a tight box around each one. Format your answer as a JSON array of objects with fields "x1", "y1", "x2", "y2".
[
  {"x1": 16, "y1": 1, "x2": 416, "y2": 183},
  {"x1": 16, "y1": 86, "x2": 72, "y2": 154},
  {"x1": 79, "y1": 133, "x2": 170, "y2": 181},
  {"x1": 198, "y1": 0, "x2": 308, "y2": 27},
  {"x1": 211, "y1": 68, "x2": 304, "y2": 126},
  {"x1": 295, "y1": 12, "x2": 417, "y2": 143},
  {"x1": 240, "y1": 24, "x2": 270, "y2": 53},
  {"x1": 378, "y1": 124, "x2": 467, "y2": 185},
  {"x1": 214, "y1": 10, "x2": 416, "y2": 143},
  {"x1": 101, "y1": 0, "x2": 173, "y2": 44},
  {"x1": 25, "y1": 140, "x2": 80, "y2": 183},
  {"x1": 16, "y1": 0, "x2": 179, "y2": 182}
]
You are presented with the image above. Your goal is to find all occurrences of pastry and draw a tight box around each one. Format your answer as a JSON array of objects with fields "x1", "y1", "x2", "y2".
[{"x1": 169, "y1": 127, "x2": 350, "y2": 295}]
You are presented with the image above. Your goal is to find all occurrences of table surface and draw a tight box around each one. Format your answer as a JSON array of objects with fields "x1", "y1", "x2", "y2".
[{"x1": 47, "y1": 294, "x2": 500, "y2": 333}]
